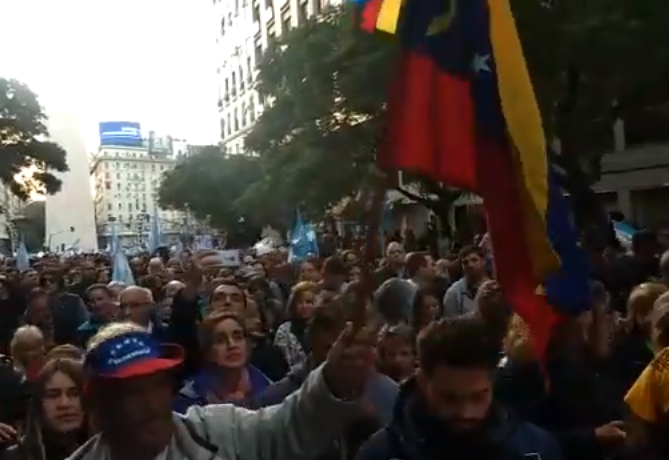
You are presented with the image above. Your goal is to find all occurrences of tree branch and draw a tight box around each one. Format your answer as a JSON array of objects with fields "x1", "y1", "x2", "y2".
[{"x1": 395, "y1": 186, "x2": 438, "y2": 210}]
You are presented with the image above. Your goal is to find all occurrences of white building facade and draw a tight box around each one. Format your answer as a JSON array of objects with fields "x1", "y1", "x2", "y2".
[
  {"x1": 215, "y1": 0, "x2": 339, "y2": 151},
  {"x1": 90, "y1": 142, "x2": 191, "y2": 247},
  {"x1": 0, "y1": 186, "x2": 26, "y2": 254}
]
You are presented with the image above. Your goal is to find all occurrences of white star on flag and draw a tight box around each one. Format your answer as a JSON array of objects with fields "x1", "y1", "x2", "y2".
[{"x1": 472, "y1": 54, "x2": 491, "y2": 73}]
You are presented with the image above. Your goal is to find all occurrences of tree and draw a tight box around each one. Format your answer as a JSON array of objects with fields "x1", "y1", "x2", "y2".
[
  {"x1": 512, "y1": 0, "x2": 669, "y2": 246},
  {"x1": 513, "y1": 0, "x2": 669, "y2": 173},
  {"x1": 157, "y1": 146, "x2": 266, "y2": 230},
  {"x1": 243, "y1": 2, "x2": 669, "y2": 236},
  {"x1": 0, "y1": 78, "x2": 69, "y2": 199}
]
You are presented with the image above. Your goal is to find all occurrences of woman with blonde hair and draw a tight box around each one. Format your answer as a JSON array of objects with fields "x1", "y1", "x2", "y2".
[
  {"x1": 273, "y1": 281, "x2": 318, "y2": 368},
  {"x1": 10, "y1": 326, "x2": 46, "y2": 381},
  {"x1": 608, "y1": 282, "x2": 668, "y2": 400}
]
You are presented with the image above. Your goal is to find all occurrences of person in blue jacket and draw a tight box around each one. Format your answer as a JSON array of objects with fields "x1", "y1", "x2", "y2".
[
  {"x1": 356, "y1": 317, "x2": 563, "y2": 460},
  {"x1": 174, "y1": 311, "x2": 271, "y2": 413}
]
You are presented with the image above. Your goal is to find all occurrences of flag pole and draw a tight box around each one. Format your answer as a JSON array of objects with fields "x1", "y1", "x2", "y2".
[{"x1": 352, "y1": 169, "x2": 389, "y2": 331}]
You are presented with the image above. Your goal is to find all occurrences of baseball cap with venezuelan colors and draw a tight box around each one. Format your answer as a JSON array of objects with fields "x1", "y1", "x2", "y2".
[{"x1": 84, "y1": 322, "x2": 183, "y2": 378}]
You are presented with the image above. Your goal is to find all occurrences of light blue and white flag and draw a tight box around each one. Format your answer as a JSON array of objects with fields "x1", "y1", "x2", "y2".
[
  {"x1": 112, "y1": 249, "x2": 135, "y2": 285},
  {"x1": 148, "y1": 207, "x2": 163, "y2": 252},
  {"x1": 289, "y1": 209, "x2": 319, "y2": 263},
  {"x1": 16, "y1": 240, "x2": 31, "y2": 271}
]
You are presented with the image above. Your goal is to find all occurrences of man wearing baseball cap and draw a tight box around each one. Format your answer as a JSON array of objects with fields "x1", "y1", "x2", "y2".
[{"x1": 67, "y1": 320, "x2": 376, "y2": 460}]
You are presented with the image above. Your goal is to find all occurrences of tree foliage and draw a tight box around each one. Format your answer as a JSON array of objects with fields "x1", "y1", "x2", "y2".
[
  {"x1": 242, "y1": 2, "x2": 669, "y2": 230},
  {"x1": 0, "y1": 78, "x2": 69, "y2": 199},
  {"x1": 242, "y1": 5, "x2": 397, "y2": 218},
  {"x1": 157, "y1": 146, "x2": 266, "y2": 229},
  {"x1": 514, "y1": 0, "x2": 669, "y2": 176}
]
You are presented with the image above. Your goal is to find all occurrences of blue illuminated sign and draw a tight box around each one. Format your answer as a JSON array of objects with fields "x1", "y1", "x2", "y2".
[{"x1": 99, "y1": 121, "x2": 143, "y2": 147}]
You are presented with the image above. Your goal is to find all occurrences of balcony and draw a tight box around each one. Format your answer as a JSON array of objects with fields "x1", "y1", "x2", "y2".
[{"x1": 595, "y1": 143, "x2": 669, "y2": 192}]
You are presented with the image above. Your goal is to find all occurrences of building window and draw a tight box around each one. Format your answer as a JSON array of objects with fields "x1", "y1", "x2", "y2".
[
  {"x1": 282, "y1": 11, "x2": 291, "y2": 32},
  {"x1": 252, "y1": 4, "x2": 260, "y2": 22},
  {"x1": 254, "y1": 42, "x2": 262, "y2": 66},
  {"x1": 250, "y1": 99, "x2": 256, "y2": 122},
  {"x1": 267, "y1": 19, "x2": 276, "y2": 39},
  {"x1": 234, "y1": 108, "x2": 240, "y2": 131},
  {"x1": 298, "y1": 1, "x2": 307, "y2": 23}
]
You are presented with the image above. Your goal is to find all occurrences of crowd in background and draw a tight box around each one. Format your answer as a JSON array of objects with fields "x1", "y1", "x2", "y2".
[{"x1": 0, "y1": 228, "x2": 668, "y2": 460}]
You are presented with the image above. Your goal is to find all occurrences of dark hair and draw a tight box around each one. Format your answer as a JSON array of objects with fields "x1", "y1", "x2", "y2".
[
  {"x1": 85, "y1": 283, "x2": 113, "y2": 299},
  {"x1": 26, "y1": 287, "x2": 48, "y2": 304},
  {"x1": 380, "y1": 324, "x2": 414, "y2": 349},
  {"x1": 39, "y1": 270, "x2": 64, "y2": 290},
  {"x1": 418, "y1": 317, "x2": 501, "y2": 375},
  {"x1": 323, "y1": 256, "x2": 348, "y2": 277},
  {"x1": 302, "y1": 257, "x2": 323, "y2": 271},
  {"x1": 458, "y1": 245, "x2": 484, "y2": 262},
  {"x1": 198, "y1": 311, "x2": 247, "y2": 353},
  {"x1": 212, "y1": 280, "x2": 248, "y2": 311},
  {"x1": 309, "y1": 302, "x2": 346, "y2": 336},
  {"x1": 405, "y1": 252, "x2": 429, "y2": 278},
  {"x1": 411, "y1": 286, "x2": 440, "y2": 331}
]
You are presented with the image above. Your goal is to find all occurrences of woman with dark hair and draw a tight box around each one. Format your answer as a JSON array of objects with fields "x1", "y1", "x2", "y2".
[
  {"x1": 411, "y1": 286, "x2": 441, "y2": 333},
  {"x1": 1, "y1": 358, "x2": 89, "y2": 460},
  {"x1": 174, "y1": 311, "x2": 272, "y2": 413}
]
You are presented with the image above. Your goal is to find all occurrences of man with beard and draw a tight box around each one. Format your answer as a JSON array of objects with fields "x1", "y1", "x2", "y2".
[{"x1": 356, "y1": 317, "x2": 563, "y2": 460}]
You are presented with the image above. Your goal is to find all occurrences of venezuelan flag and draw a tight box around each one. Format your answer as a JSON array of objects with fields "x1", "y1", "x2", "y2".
[
  {"x1": 377, "y1": 0, "x2": 591, "y2": 356},
  {"x1": 359, "y1": 0, "x2": 403, "y2": 34}
]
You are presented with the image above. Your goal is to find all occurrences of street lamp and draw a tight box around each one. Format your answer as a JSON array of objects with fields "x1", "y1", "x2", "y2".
[{"x1": 47, "y1": 226, "x2": 75, "y2": 250}]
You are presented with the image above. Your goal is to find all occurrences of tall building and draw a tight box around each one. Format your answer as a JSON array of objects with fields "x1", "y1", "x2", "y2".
[
  {"x1": 90, "y1": 130, "x2": 192, "y2": 247},
  {"x1": 0, "y1": 186, "x2": 26, "y2": 254},
  {"x1": 43, "y1": 104, "x2": 98, "y2": 252},
  {"x1": 215, "y1": 0, "x2": 339, "y2": 152}
]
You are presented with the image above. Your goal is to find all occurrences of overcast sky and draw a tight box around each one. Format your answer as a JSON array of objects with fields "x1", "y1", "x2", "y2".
[{"x1": 0, "y1": 0, "x2": 221, "y2": 150}]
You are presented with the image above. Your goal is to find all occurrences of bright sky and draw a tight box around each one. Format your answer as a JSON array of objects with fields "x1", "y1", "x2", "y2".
[{"x1": 0, "y1": 0, "x2": 220, "y2": 150}]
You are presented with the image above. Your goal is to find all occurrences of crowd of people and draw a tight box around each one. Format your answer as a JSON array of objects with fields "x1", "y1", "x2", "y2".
[{"x1": 0, "y1": 229, "x2": 667, "y2": 460}]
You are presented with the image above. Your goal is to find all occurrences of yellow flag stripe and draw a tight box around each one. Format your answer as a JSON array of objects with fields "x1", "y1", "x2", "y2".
[
  {"x1": 487, "y1": 0, "x2": 559, "y2": 279},
  {"x1": 375, "y1": 0, "x2": 403, "y2": 34}
]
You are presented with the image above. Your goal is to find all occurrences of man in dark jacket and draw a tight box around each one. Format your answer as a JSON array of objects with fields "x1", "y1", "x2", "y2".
[{"x1": 357, "y1": 318, "x2": 563, "y2": 460}]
